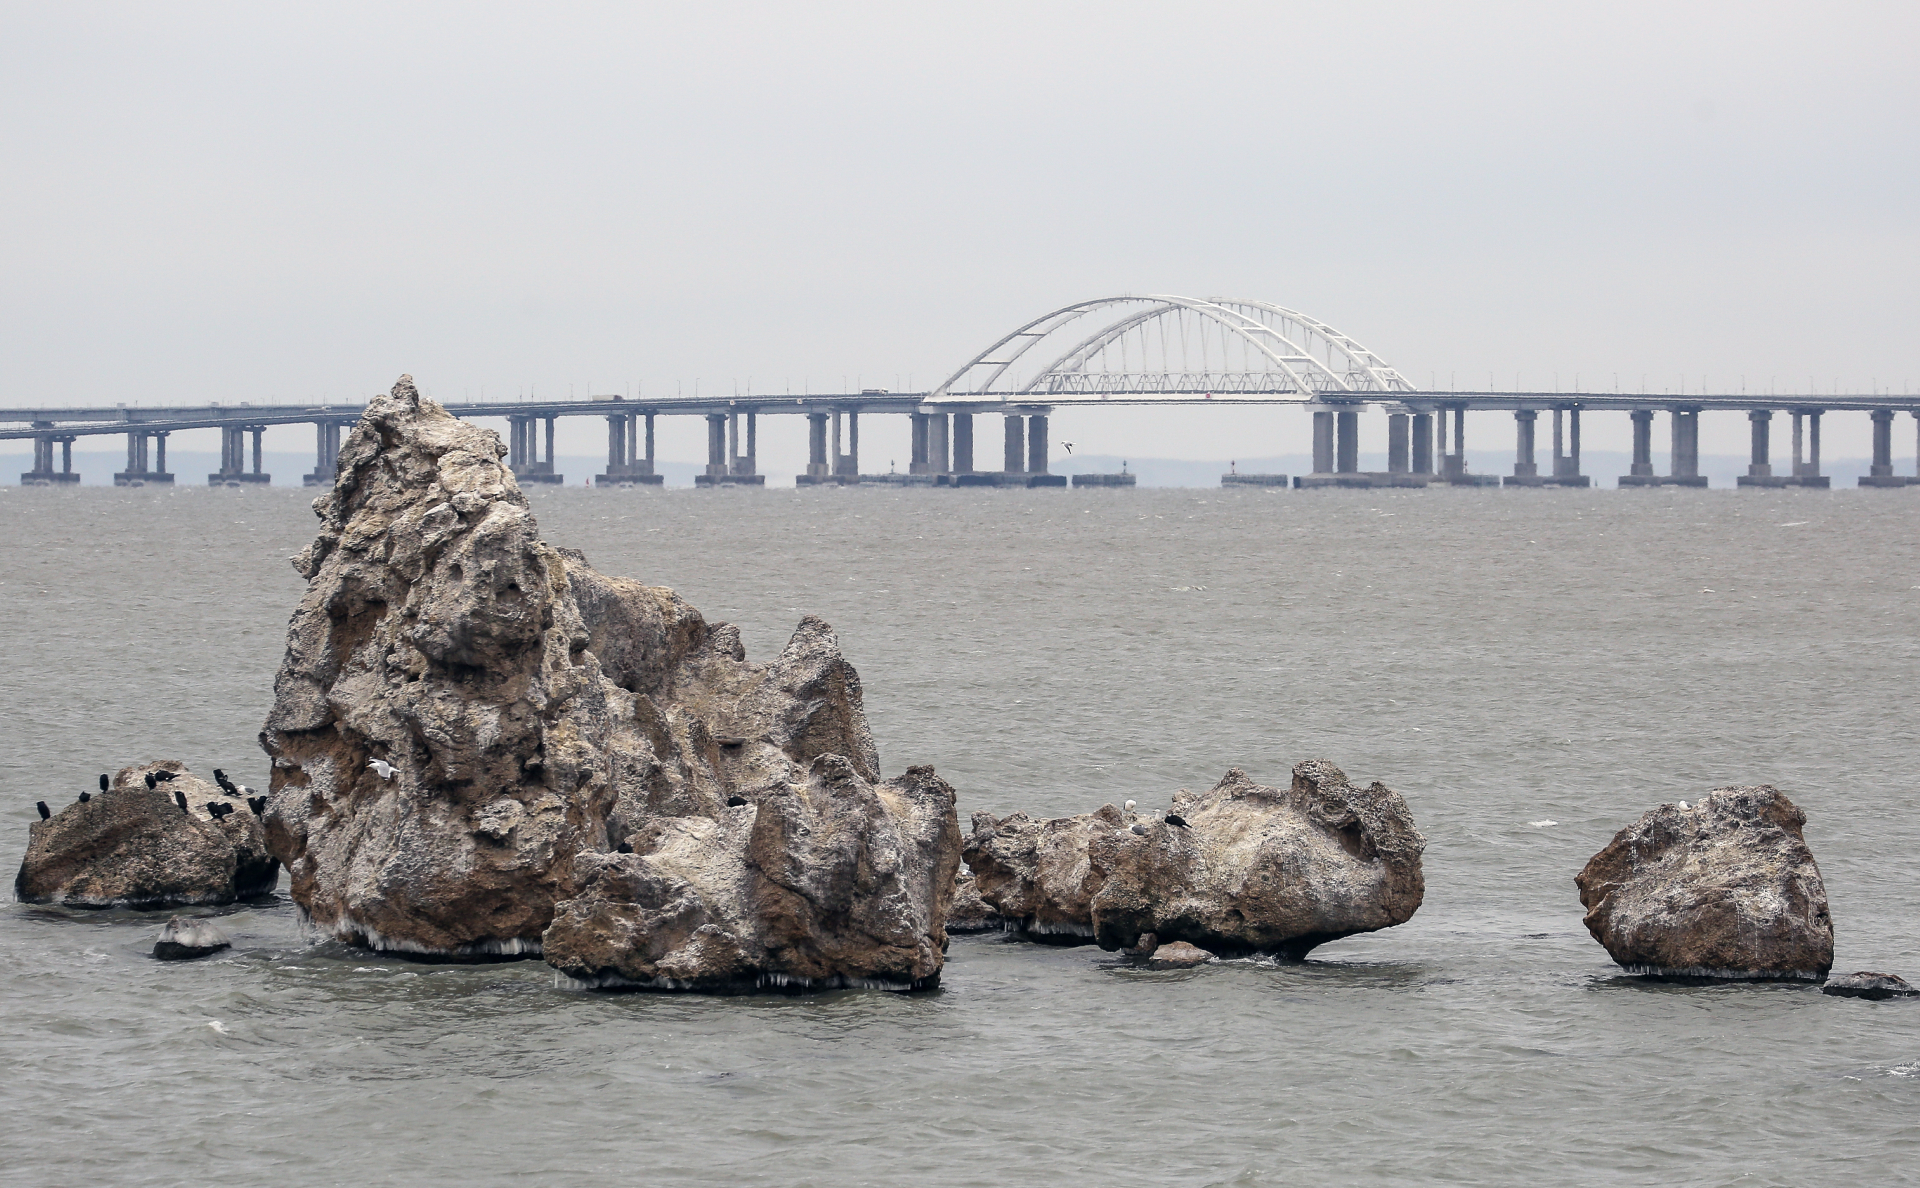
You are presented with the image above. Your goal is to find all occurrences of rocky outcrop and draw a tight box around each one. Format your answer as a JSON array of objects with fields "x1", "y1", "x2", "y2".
[
  {"x1": 1823, "y1": 972, "x2": 1918, "y2": 1000},
  {"x1": 260, "y1": 376, "x2": 957, "y2": 989},
  {"x1": 542, "y1": 762, "x2": 958, "y2": 992},
  {"x1": 1576, "y1": 786, "x2": 1833, "y2": 980},
  {"x1": 962, "y1": 763, "x2": 1427, "y2": 958},
  {"x1": 15, "y1": 762, "x2": 277, "y2": 908},
  {"x1": 154, "y1": 915, "x2": 231, "y2": 960}
]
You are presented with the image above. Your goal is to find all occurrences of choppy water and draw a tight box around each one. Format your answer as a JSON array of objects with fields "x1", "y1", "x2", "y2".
[{"x1": 2, "y1": 483, "x2": 1917, "y2": 1186}]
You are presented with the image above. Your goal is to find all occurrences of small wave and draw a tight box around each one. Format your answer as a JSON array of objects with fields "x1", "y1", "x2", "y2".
[
  {"x1": 205, "y1": 1019, "x2": 229, "y2": 1034},
  {"x1": 1887, "y1": 1061, "x2": 1920, "y2": 1079}
]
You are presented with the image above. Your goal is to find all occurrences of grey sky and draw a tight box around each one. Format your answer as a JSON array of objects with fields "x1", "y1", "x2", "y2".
[{"x1": 3, "y1": 1, "x2": 1914, "y2": 466}]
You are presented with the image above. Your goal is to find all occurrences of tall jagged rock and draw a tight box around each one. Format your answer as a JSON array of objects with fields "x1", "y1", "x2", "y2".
[
  {"x1": 260, "y1": 376, "x2": 956, "y2": 988},
  {"x1": 1576, "y1": 786, "x2": 1833, "y2": 980},
  {"x1": 963, "y1": 763, "x2": 1426, "y2": 958}
]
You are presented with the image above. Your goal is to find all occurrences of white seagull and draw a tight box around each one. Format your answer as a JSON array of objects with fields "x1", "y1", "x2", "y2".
[{"x1": 368, "y1": 759, "x2": 398, "y2": 781}]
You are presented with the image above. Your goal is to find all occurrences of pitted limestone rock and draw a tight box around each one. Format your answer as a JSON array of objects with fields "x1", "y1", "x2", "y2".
[
  {"x1": 1576, "y1": 785, "x2": 1833, "y2": 980},
  {"x1": 962, "y1": 763, "x2": 1426, "y2": 957},
  {"x1": 260, "y1": 376, "x2": 955, "y2": 986}
]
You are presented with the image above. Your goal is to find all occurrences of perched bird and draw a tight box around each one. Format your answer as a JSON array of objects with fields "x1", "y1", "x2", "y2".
[
  {"x1": 247, "y1": 796, "x2": 267, "y2": 816},
  {"x1": 615, "y1": 842, "x2": 634, "y2": 854},
  {"x1": 174, "y1": 790, "x2": 189, "y2": 815},
  {"x1": 145, "y1": 772, "x2": 157, "y2": 789},
  {"x1": 212, "y1": 769, "x2": 238, "y2": 796},
  {"x1": 235, "y1": 784, "x2": 254, "y2": 798},
  {"x1": 207, "y1": 802, "x2": 233, "y2": 820},
  {"x1": 726, "y1": 795, "x2": 749, "y2": 808},
  {"x1": 36, "y1": 801, "x2": 50, "y2": 820},
  {"x1": 1129, "y1": 821, "x2": 1148, "y2": 836},
  {"x1": 1124, "y1": 799, "x2": 1136, "y2": 812},
  {"x1": 1165, "y1": 814, "x2": 1189, "y2": 829},
  {"x1": 78, "y1": 791, "x2": 91, "y2": 803},
  {"x1": 153, "y1": 771, "x2": 176, "y2": 783},
  {"x1": 98, "y1": 774, "x2": 109, "y2": 792},
  {"x1": 367, "y1": 759, "x2": 397, "y2": 781}
]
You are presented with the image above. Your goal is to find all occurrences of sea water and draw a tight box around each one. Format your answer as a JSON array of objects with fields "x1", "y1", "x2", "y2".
[{"x1": 1, "y1": 483, "x2": 1916, "y2": 1186}]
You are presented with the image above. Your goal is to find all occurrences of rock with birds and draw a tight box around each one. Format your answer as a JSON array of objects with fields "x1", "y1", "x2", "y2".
[{"x1": 16, "y1": 762, "x2": 277, "y2": 908}]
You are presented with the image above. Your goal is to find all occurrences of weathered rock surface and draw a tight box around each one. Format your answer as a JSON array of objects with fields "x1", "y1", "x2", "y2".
[
  {"x1": 261, "y1": 376, "x2": 957, "y2": 988},
  {"x1": 1822, "y1": 972, "x2": 1918, "y2": 1000},
  {"x1": 945, "y1": 867, "x2": 1003, "y2": 934},
  {"x1": 543, "y1": 762, "x2": 958, "y2": 991},
  {"x1": 963, "y1": 763, "x2": 1427, "y2": 958},
  {"x1": 154, "y1": 915, "x2": 231, "y2": 960},
  {"x1": 15, "y1": 762, "x2": 277, "y2": 908},
  {"x1": 1576, "y1": 786, "x2": 1833, "y2": 981},
  {"x1": 1144, "y1": 940, "x2": 1215, "y2": 970}
]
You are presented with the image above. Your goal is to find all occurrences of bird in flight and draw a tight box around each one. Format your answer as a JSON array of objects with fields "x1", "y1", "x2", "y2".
[
  {"x1": 368, "y1": 759, "x2": 398, "y2": 781},
  {"x1": 1061, "y1": 441, "x2": 1075, "y2": 453}
]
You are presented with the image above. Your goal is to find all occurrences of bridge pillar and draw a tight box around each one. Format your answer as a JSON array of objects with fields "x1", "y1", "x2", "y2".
[
  {"x1": 1311, "y1": 410, "x2": 1334, "y2": 474},
  {"x1": 804, "y1": 412, "x2": 830, "y2": 479},
  {"x1": 119, "y1": 431, "x2": 176, "y2": 485},
  {"x1": 252, "y1": 427, "x2": 265, "y2": 476},
  {"x1": 1619, "y1": 409, "x2": 1656, "y2": 485},
  {"x1": 1860, "y1": 408, "x2": 1905, "y2": 487},
  {"x1": 596, "y1": 411, "x2": 658, "y2": 486},
  {"x1": 1334, "y1": 410, "x2": 1359, "y2": 474},
  {"x1": 1411, "y1": 413, "x2": 1433, "y2": 475},
  {"x1": 909, "y1": 413, "x2": 930, "y2": 475},
  {"x1": 304, "y1": 421, "x2": 342, "y2": 486},
  {"x1": 705, "y1": 413, "x2": 728, "y2": 478},
  {"x1": 1440, "y1": 407, "x2": 1471, "y2": 481},
  {"x1": 952, "y1": 413, "x2": 974, "y2": 474},
  {"x1": 21, "y1": 429, "x2": 77, "y2": 485},
  {"x1": 1548, "y1": 407, "x2": 1590, "y2": 486},
  {"x1": 830, "y1": 411, "x2": 860, "y2": 478},
  {"x1": 1738, "y1": 410, "x2": 1784, "y2": 487},
  {"x1": 1783, "y1": 410, "x2": 1829, "y2": 487},
  {"x1": 1003, "y1": 414, "x2": 1025, "y2": 475},
  {"x1": 928, "y1": 413, "x2": 949, "y2": 475},
  {"x1": 1387, "y1": 413, "x2": 1409, "y2": 474},
  {"x1": 1505, "y1": 410, "x2": 1541, "y2": 486},
  {"x1": 1670, "y1": 409, "x2": 1703, "y2": 484}
]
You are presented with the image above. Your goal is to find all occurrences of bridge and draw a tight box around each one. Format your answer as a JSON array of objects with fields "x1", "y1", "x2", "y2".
[{"x1": 7, "y1": 295, "x2": 1919, "y2": 489}]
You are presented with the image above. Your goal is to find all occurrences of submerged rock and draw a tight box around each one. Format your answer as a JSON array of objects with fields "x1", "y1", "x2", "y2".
[
  {"x1": 1144, "y1": 940, "x2": 1215, "y2": 970},
  {"x1": 945, "y1": 866, "x2": 1003, "y2": 935},
  {"x1": 153, "y1": 915, "x2": 231, "y2": 960},
  {"x1": 1576, "y1": 785, "x2": 1833, "y2": 981},
  {"x1": 260, "y1": 376, "x2": 957, "y2": 988},
  {"x1": 1822, "y1": 972, "x2": 1918, "y2": 1001},
  {"x1": 962, "y1": 763, "x2": 1427, "y2": 958},
  {"x1": 14, "y1": 762, "x2": 277, "y2": 908}
]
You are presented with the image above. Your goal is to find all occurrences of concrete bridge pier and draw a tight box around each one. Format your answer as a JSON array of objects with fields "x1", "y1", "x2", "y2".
[
  {"x1": 832, "y1": 411, "x2": 860, "y2": 479},
  {"x1": 1335, "y1": 410, "x2": 1359, "y2": 474},
  {"x1": 952, "y1": 414, "x2": 974, "y2": 475},
  {"x1": 1026, "y1": 414, "x2": 1064, "y2": 486},
  {"x1": 695, "y1": 412, "x2": 762, "y2": 486},
  {"x1": 1619, "y1": 410, "x2": 1655, "y2": 484},
  {"x1": 210, "y1": 425, "x2": 270, "y2": 485},
  {"x1": 1785, "y1": 411, "x2": 1829, "y2": 486},
  {"x1": 1737, "y1": 410, "x2": 1788, "y2": 487},
  {"x1": 1387, "y1": 413, "x2": 1409, "y2": 474},
  {"x1": 1411, "y1": 413, "x2": 1434, "y2": 476},
  {"x1": 1858, "y1": 409, "x2": 1912, "y2": 487},
  {"x1": 1546, "y1": 407, "x2": 1590, "y2": 486},
  {"x1": 798, "y1": 412, "x2": 833, "y2": 484},
  {"x1": 507, "y1": 414, "x2": 563, "y2": 484},
  {"x1": 1002, "y1": 414, "x2": 1025, "y2": 477},
  {"x1": 1668, "y1": 408, "x2": 1708, "y2": 486},
  {"x1": 1504, "y1": 410, "x2": 1545, "y2": 486},
  {"x1": 596, "y1": 410, "x2": 662, "y2": 486},
  {"x1": 21, "y1": 430, "x2": 79, "y2": 485},
  {"x1": 303, "y1": 421, "x2": 343, "y2": 486},
  {"x1": 1440, "y1": 406, "x2": 1492, "y2": 485},
  {"x1": 1311, "y1": 410, "x2": 1334, "y2": 474},
  {"x1": 118, "y1": 430, "x2": 175, "y2": 486}
]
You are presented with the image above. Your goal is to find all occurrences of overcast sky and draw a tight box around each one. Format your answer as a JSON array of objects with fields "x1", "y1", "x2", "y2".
[{"x1": 3, "y1": 2, "x2": 1915, "y2": 465}]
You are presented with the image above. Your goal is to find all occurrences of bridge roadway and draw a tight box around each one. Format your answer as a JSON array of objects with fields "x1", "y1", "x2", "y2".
[{"x1": 6, "y1": 390, "x2": 1920, "y2": 490}]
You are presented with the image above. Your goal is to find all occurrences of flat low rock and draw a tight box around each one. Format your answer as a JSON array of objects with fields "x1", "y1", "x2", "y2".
[
  {"x1": 1822, "y1": 972, "x2": 1917, "y2": 1000},
  {"x1": 153, "y1": 915, "x2": 231, "y2": 960},
  {"x1": 1576, "y1": 785, "x2": 1833, "y2": 981},
  {"x1": 15, "y1": 762, "x2": 277, "y2": 909},
  {"x1": 963, "y1": 762, "x2": 1427, "y2": 958}
]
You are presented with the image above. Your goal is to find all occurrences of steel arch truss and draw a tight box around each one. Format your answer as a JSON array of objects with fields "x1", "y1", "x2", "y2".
[{"x1": 928, "y1": 295, "x2": 1412, "y2": 404}]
